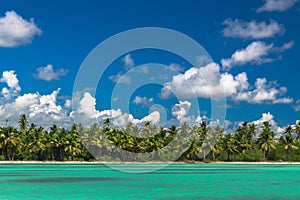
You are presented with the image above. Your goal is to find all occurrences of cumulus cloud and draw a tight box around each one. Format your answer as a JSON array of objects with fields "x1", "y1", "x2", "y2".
[
  {"x1": 77, "y1": 92, "x2": 98, "y2": 118},
  {"x1": 226, "y1": 112, "x2": 286, "y2": 135},
  {"x1": 0, "y1": 70, "x2": 71, "y2": 127},
  {"x1": 0, "y1": 70, "x2": 21, "y2": 99},
  {"x1": 0, "y1": 70, "x2": 21, "y2": 90},
  {"x1": 109, "y1": 73, "x2": 131, "y2": 84},
  {"x1": 172, "y1": 101, "x2": 191, "y2": 121},
  {"x1": 72, "y1": 91, "x2": 161, "y2": 127},
  {"x1": 0, "y1": 10, "x2": 41, "y2": 47},
  {"x1": 221, "y1": 41, "x2": 293, "y2": 70},
  {"x1": 132, "y1": 96, "x2": 154, "y2": 107},
  {"x1": 0, "y1": 88, "x2": 71, "y2": 128},
  {"x1": 122, "y1": 54, "x2": 135, "y2": 70},
  {"x1": 137, "y1": 111, "x2": 160, "y2": 125},
  {"x1": 196, "y1": 56, "x2": 212, "y2": 66},
  {"x1": 160, "y1": 63, "x2": 292, "y2": 104},
  {"x1": 222, "y1": 19, "x2": 284, "y2": 39},
  {"x1": 166, "y1": 100, "x2": 205, "y2": 126},
  {"x1": 34, "y1": 64, "x2": 68, "y2": 81},
  {"x1": 233, "y1": 77, "x2": 293, "y2": 104},
  {"x1": 257, "y1": 0, "x2": 298, "y2": 12},
  {"x1": 0, "y1": 70, "x2": 163, "y2": 128},
  {"x1": 160, "y1": 63, "x2": 244, "y2": 100},
  {"x1": 64, "y1": 99, "x2": 72, "y2": 108},
  {"x1": 252, "y1": 112, "x2": 285, "y2": 135},
  {"x1": 0, "y1": 69, "x2": 294, "y2": 130}
]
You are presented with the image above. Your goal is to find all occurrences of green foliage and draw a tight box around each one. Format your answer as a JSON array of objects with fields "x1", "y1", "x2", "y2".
[{"x1": 0, "y1": 115, "x2": 300, "y2": 162}]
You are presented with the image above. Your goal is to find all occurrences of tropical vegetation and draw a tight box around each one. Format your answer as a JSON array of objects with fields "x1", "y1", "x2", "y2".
[{"x1": 1, "y1": 114, "x2": 300, "y2": 162}]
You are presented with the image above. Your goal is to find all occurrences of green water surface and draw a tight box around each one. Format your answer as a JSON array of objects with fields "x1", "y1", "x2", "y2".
[{"x1": 0, "y1": 164, "x2": 299, "y2": 199}]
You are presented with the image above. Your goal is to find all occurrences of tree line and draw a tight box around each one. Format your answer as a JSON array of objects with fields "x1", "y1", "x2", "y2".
[{"x1": 1, "y1": 114, "x2": 300, "y2": 162}]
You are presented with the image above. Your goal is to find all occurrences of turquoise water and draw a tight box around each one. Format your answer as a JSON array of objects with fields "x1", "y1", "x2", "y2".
[{"x1": 0, "y1": 164, "x2": 300, "y2": 199}]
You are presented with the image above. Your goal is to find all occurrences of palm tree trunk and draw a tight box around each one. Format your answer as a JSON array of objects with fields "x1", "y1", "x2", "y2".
[
  {"x1": 265, "y1": 149, "x2": 269, "y2": 161},
  {"x1": 227, "y1": 152, "x2": 230, "y2": 161}
]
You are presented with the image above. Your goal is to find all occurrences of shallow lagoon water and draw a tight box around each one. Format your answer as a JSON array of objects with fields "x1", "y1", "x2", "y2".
[{"x1": 0, "y1": 164, "x2": 300, "y2": 199}]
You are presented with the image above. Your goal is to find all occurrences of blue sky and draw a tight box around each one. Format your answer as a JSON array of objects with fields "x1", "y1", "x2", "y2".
[{"x1": 0, "y1": 0, "x2": 299, "y2": 132}]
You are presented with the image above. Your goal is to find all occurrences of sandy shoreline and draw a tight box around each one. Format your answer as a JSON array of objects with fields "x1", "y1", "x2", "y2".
[{"x1": 1, "y1": 161, "x2": 300, "y2": 164}]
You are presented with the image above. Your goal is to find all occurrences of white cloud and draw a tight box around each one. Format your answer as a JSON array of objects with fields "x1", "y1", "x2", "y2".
[
  {"x1": 275, "y1": 41, "x2": 294, "y2": 52},
  {"x1": 253, "y1": 112, "x2": 273, "y2": 127},
  {"x1": 221, "y1": 41, "x2": 273, "y2": 70},
  {"x1": 132, "y1": 96, "x2": 154, "y2": 107},
  {"x1": 196, "y1": 56, "x2": 212, "y2": 66},
  {"x1": 74, "y1": 93, "x2": 207, "y2": 129},
  {"x1": 172, "y1": 101, "x2": 191, "y2": 121},
  {"x1": 35, "y1": 64, "x2": 68, "y2": 81},
  {"x1": 0, "y1": 70, "x2": 21, "y2": 90},
  {"x1": 0, "y1": 88, "x2": 71, "y2": 128},
  {"x1": 222, "y1": 19, "x2": 284, "y2": 39},
  {"x1": 294, "y1": 100, "x2": 300, "y2": 112},
  {"x1": 0, "y1": 10, "x2": 41, "y2": 47},
  {"x1": 108, "y1": 73, "x2": 131, "y2": 84},
  {"x1": 165, "y1": 100, "x2": 207, "y2": 126},
  {"x1": 272, "y1": 97, "x2": 294, "y2": 104},
  {"x1": 77, "y1": 92, "x2": 98, "y2": 118},
  {"x1": 71, "y1": 92, "x2": 161, "y2": 127},
  {"x1": 0, "y1": 69, "x2": 294, "y2": 131},
  {"x1": 122, "y1": 54, "x2": 135, "y2": 70},
  {"x1": 252, "y1": 112, "x2": 285, "y2": 135},
  {"x1": 233, "y1": 77, "x2": 293, "y2": 104},
  {"x1": 136, "y1": 111, "x2": 160, "y2": 125},
  {"x1": 160, "y1": 63, "x2": 292, "y2": 105},
  {"x1": 160, "y1": 63, "x2": 244, "y2": 100},
  {"x1": 0, "y1": 70, "x2": 162, "y2": 128},
  {"x1": 0, "y1": 70, "x2": 21, "y2": 99},
  {"x1": 221, "y1": 41, "x2": 293, "y2": 70},
  {"x1": 28, "y1": 89, "x2": 64, "y2": 119},
  {"x1": 224, "y1": 112, "x2": 286, "y2": 135},
  {"x1": 168, "y1": 63, "x2": 184, "y2": 72},
  {"x1": 257, "y1": 0, "x2": 298, "y2": 12},
  {"x1": 0, "y1": 71, "x2": 72, "y2": 127},
  {"x1": 64, "y1": 99, "x2": 71, "y2": 108}
]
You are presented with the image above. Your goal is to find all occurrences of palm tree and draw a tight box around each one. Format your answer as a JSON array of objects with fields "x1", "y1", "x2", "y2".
[
  {"x1": 212, "y1": 133, "x2": 224, "y2": 160},
  {"x1": 234, "y1": 122, "x2": 256, "y2": 154},
  {"x1": 166, "y1": 125, "x2": 177, "y2": 144},
  {"x1": 48, "y1": 124, "x2": 65, "y2": 160},
  {"x1": 64, "y1": 129, "x2": 82, "y2": 161},
  {"x1": 223, "y1": 133, "x2": 237, "y2": 161},
  {"x1": 1, "y1": 126, "x2": 19, "y2": 160},
  {"x1": 211, "y1": 126, "x2": 224, "y2": 160},
  {"x1": 0, "y1": 126, "x2": 6, "y2": 157},
  {"x1": 279, "y1": 125, "x2": 298, "y2": 161},
  {"x1": 20, "y1": 125, "x2": 47, "y2": 160},
  {"x1": 18, "y1": 114, "x2": 28, "y2": 132},
  {"x1": 257, "y1": 121, "x2": 276, "y2": 161},
  {"x1": 295, "y1": 120, "x2": 300, "y2": 142},
  {"x1": 103, "y1": 118, "x2": 111, "y2": 132},
  {"x1": 248, "y1": 123, "x2": 258, "y2": 139}
]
